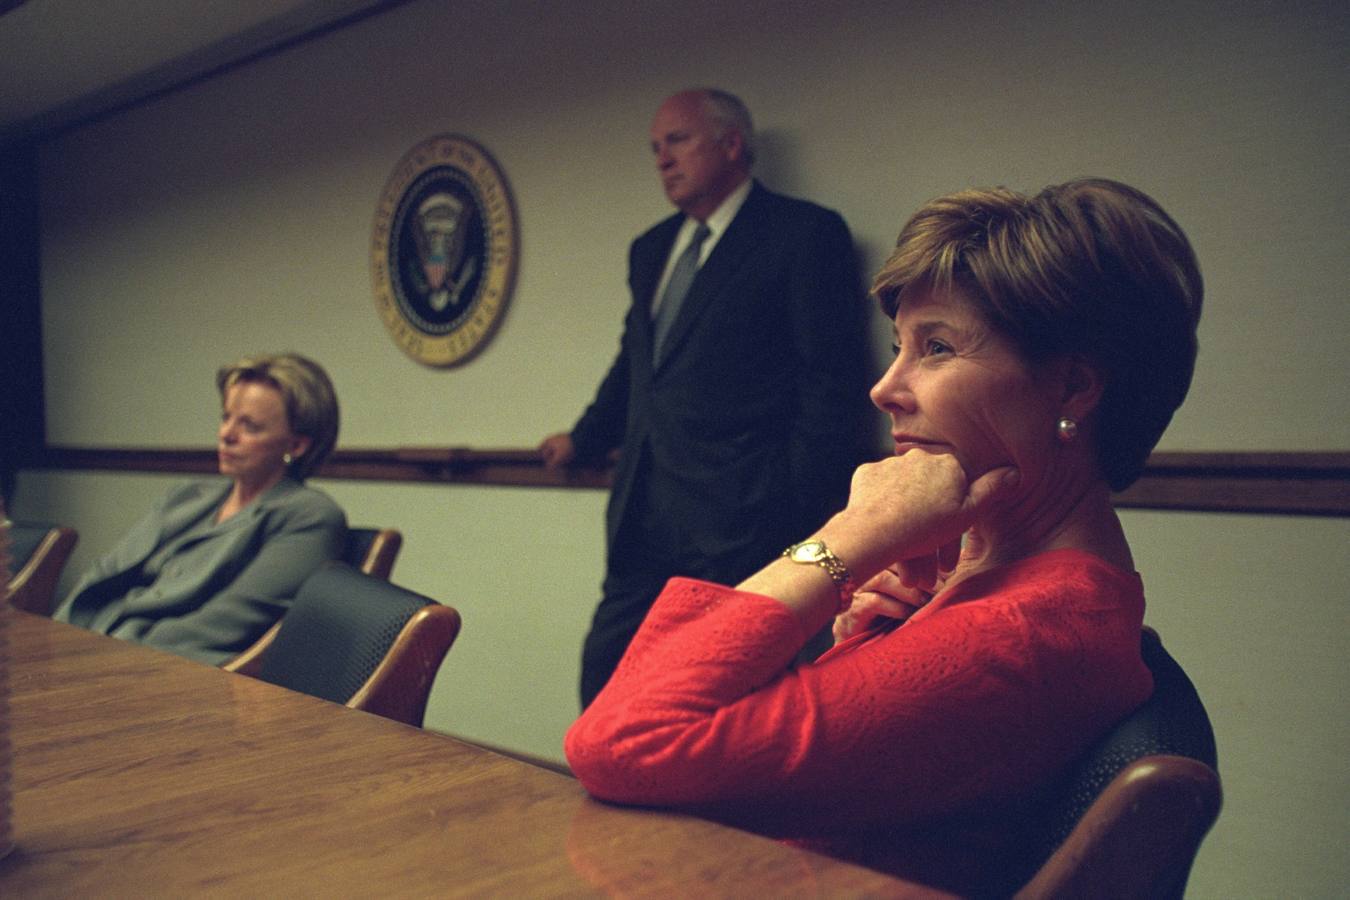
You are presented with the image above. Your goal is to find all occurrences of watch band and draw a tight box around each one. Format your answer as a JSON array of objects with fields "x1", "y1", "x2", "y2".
[{"x1": 781, "y1": 539, "x2": 857, "y2": 613}]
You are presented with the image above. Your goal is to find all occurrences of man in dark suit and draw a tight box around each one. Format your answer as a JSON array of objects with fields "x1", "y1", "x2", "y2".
[{"x1": 540, "y1": 88, "x2": 872, "y2": 707}]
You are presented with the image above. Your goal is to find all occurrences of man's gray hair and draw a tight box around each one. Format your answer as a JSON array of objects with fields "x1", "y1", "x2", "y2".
[{"x1": 701, "y1": 89, "x2": 756, "y2": 167}]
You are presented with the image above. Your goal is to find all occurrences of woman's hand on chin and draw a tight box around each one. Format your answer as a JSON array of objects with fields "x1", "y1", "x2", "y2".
[{"x1": 830, "y1": 450, "x2": 1019, "y2": 577}]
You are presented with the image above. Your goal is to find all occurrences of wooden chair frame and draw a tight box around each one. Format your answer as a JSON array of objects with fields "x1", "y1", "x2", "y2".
[
  {"x1": 6, "y1": 524, "x2": 78, "y2": 616},
  {"x1": 1015, "y1": 755, "x2": 1222, "y2": 898},
  {"x1": 1013, "y1": 626, "x2": 1222, "y2": 898},
  {"x1": 348, "y1": 603, "x2": 461, "y2": 726},
  {"x1": 351, "y1": 527, "x2": 401, "y2": 581}
]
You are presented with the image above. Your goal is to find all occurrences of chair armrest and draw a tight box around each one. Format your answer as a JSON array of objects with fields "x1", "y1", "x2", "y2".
[
  {"x1": 348, "y1": 604, "x2": 462, "y2": 727},
  {"x1": 1015, "y1": 755, "x2": 1222, "y2": 899},
  {"x1": 7, "y1": 527, "x2": 78, "y2": 616},
  {"x1": 221, "y1": 620, "x2": 283, "y2": 676},
  {"x1": 360, "y1": 529, "x2": 402, "y2": 580}
]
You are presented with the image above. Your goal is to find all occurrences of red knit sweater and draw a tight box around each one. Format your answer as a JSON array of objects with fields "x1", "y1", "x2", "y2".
[{"x1": 566, "y1": 549, "x2": 1151, "y2": 855}]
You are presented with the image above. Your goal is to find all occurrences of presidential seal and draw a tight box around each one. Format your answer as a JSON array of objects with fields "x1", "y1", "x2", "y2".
[{"x1": 371, "y1": 135, "x2": 518, "y2": 366}]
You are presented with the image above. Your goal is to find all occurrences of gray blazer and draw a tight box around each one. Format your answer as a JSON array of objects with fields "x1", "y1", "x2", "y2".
[{"x1": 54, "y1": 477, "x2": 346, "y2": 665}]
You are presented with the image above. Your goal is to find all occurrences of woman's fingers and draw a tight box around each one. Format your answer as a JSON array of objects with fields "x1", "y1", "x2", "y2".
[
  {"x1": 897, "y1": 554, "x2": 938, "y2": 592},
  {"x1": 833, "y1": 592, "x2": 914, "y2": 643},
  {"x1": 833, "y1": 565, "x2": 933, "y2": 644},
  {"x1": 966, "y1": 465, "x2": 1020, "y2": 514}
]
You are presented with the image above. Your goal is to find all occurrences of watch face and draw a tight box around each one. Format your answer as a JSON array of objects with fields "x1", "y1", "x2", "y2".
[{"x1": 790, "y1": 541, "x2": 826, "y2": 562}]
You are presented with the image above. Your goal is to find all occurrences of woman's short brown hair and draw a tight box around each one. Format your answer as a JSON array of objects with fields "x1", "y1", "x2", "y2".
[
  {"x1": 216, "y1": 352, "x2": 339, "y2": 481},
  {"x1": 871, "y1": 178, "x2": 1203, "y2": 490}
]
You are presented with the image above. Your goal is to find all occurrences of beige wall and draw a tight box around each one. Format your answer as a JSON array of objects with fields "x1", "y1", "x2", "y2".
[{"x1": 14, "y1": 1, "x2": 1348, "y2": 896}]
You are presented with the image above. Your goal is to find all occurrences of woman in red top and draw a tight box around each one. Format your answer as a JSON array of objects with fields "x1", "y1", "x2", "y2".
[{"x1": 565, "y1": 178, "x2": 1203, "y2": 887}]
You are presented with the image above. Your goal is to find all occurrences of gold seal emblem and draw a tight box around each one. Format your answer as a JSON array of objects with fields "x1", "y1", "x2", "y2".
[{"x1": 371, "y1": 135, "x2": 518, "y2": 366}]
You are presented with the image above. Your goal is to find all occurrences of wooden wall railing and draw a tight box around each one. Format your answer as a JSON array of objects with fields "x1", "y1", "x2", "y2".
[{"x1": 33, "y1": 447, "x2": 1350, "y2": 517}]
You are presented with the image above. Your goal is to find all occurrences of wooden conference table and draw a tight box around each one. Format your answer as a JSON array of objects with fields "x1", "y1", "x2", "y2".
[{"x1": 0, "y1": 611, "x2": 948, "y2": 897}]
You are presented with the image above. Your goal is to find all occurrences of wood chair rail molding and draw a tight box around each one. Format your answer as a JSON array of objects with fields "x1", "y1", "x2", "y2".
[{"x1": 34, "y1": 446, "x2": 1350, "y2": 517}]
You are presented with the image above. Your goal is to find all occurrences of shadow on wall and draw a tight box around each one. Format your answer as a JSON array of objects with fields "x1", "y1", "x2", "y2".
[
  {"x1": 755, "y1": 127, "x2": 800, "y2": 195},
  {"x1": 757, "y1": 125, "x2": 892, "y2": 458}
]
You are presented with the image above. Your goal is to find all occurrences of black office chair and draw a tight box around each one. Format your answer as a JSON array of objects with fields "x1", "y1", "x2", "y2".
[
  {"x1": 4, "y1": 520, "x2": 79, "y2": 615},
  {"x1": 1013, "y1": 627, "x2": 1222, "y2": 899},
  {"x1": 223, "y1": 526, "x2": 402, "y2": 674},
  {"x1": 242, "y1": 562, "x2": 461, "y2": 727}
]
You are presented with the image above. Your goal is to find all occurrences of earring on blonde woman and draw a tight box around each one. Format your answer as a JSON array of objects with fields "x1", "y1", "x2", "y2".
[
  {"x1": 1056, "y1": 417, "x2": 1078, "y2": 442},
  {"x1": 283, "y1": 453, "x2": 293, "y2": 465}
]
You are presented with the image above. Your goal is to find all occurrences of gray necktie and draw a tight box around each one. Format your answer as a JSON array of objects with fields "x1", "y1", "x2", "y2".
[{"x1": 652, "y1": 223, "x2": 711, "y2": 363}]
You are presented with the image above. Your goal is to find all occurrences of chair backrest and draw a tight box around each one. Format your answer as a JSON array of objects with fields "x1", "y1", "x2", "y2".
[
  {"x1": 221, "y1": 526, "x2": 402, "y2": 675},
  {"x1": 250, "y1": 562, "x2": 460, "y2": 727},
  {"x1": 342, "y1": 526, "x2": 402, "y2": 580},
  {"x1": 4, "y1": 521, "x2": 78, "y2": 615},
  {"x1": 1014, "y1": 627, "x2": 1222, "y2": 899}
]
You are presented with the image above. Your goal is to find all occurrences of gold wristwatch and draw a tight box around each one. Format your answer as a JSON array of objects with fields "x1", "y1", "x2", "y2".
[{"x1": 782, "y1": 539, "x2": 857, "y2": 613}]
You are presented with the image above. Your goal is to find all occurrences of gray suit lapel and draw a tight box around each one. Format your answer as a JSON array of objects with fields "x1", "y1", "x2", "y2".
[{"x1": 141, "y1": 480, "x2": 231, "y2": 557}]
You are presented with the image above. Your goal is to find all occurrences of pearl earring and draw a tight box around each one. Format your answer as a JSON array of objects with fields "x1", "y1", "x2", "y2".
[
  {"x1": 283, "y1": 453, "x2": 293, "y2": 465},
  {"x1": 1056, "y1": 417, "x2": 1078, "y2": 442}
]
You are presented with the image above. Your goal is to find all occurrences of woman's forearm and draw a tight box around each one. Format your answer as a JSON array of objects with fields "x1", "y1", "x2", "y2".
[{"x1": 737, "y1": 509, "x2": 902, "y2": 639}]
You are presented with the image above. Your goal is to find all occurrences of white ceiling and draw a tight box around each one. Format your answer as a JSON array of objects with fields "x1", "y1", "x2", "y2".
[{"x1": 0, "y1": 0, "x2": 397, "y2": 144}]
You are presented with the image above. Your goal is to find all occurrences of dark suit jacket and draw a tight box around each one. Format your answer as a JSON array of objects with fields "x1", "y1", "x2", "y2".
[
  {"x1": 53, "y1": 477, "x2": 346, "y2": 665},
  {"x1": 571, "y1": 181, "x2": 871, "y2": 568}
]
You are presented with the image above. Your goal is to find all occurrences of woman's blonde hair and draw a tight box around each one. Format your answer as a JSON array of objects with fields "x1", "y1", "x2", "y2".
[
  {"x1": 872, "y1": 178, "x2": 1203, "y2": 490},
  {"x1": 216, "y1": 352, "x2": 339, "y2": 481}
]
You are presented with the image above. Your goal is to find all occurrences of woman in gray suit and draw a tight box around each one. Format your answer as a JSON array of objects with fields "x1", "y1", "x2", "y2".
[{"x1": 54, "y1": 353, "x2": 346, "y2": 665}]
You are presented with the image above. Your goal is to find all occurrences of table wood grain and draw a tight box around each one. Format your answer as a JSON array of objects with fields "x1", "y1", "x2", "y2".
[{"x1": 0, "y1": 611, "x2": 947, "y2": 897}]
